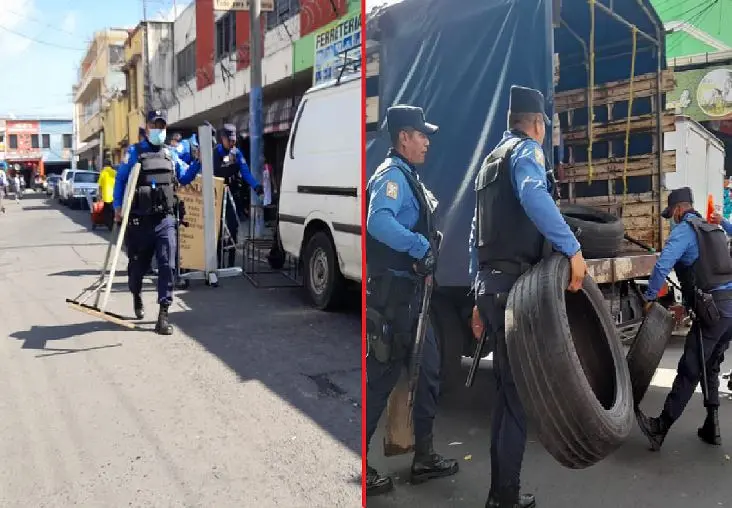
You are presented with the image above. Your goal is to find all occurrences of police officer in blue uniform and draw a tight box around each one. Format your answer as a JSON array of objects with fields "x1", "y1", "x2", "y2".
[
  {"x1": 469, "y1": 86, "x2": 587, "y2": 508},
  {"x1": 114, "y1": 110, "x2": 202, "y2": 335},
  {"x1": 213, "y1": 124, "x2": 263, "y2": 267},
  {"x1": 636, "y1": 187, "x2": 732, "y2": 451},
  {"x1": 365, "y1": 105, "x2": 459, "y2": 497}
]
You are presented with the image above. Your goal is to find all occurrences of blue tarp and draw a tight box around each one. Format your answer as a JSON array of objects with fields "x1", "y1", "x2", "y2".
[{"x1": 366, "y1": 0, "x2": 666, "y2": 287}]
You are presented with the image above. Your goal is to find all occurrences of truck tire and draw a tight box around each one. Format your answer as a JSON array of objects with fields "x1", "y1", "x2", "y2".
[
  {"x1": 431, "y1": 295, "x2": 466, "y2": 395},
  {"x1": 506, "y1": 253, "x2": 633, "y2": 469},
  {"x1": 561, "y1": 205, "x2": 624, "y2": 259},
  {"x1": 303, "y1": 230, "x2": 345, "y2": 311},
  {"x1": 626, "y1": 303, "x2": 674, "y2": 406}
]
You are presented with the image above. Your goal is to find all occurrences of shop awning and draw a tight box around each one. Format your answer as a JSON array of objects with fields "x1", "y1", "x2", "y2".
[
  {"x1": 234, "y1": 97, "x2": 303, "y2": 138},
  {"x1": 75, "y1": 138, "x2": 100, "y2": 155}
]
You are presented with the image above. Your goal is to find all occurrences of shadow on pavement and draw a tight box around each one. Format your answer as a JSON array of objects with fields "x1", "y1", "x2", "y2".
[
  {"x1": 50, "y1": 269, "x2": 129, "y2": 278},
  {"x1": 171, "y1": 275, "x2": 362, "y2": 456},
  {"x1": 10, "y1": 321, "x2": 134, "y2": 349},
  {"x1": 34, "y1": 343, "x2": 123, "y2": 358}
]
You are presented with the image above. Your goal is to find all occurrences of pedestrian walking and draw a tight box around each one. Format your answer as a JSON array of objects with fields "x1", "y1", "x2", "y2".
[
  {"x1": 636, "y1": 187, "x2": 732, "y2": 450},
  {"x1": 468, "y1": 85, "x2": 587, "y2": 508},
  {"x1": 365, "y1": 105, "x2": 458, "y2": 497},
  {"x1": 113, "y1": 110, "x2": 201, "y2": 335}
]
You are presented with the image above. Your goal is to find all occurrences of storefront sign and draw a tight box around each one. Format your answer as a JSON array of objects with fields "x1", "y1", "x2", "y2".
[
  {"x1": 6, "y1": 120, "x2": 40, "y2": 161},
  {"x1": 313, "y1": 11, "x2": 361, "y2": 86},
  {"x1": 177, "y1": 175, "x2": 226, "y2": 271},
  {"x1": 213, "y1": 0, "x2": 274, "y2": 11},
  {"x1": 667, "y1": 65, "x2": 732, "y2": 121}
]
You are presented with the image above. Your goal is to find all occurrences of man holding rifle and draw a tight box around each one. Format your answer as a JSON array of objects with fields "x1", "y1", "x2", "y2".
[
  {"x1": 636, "y1": 187, "x2": 732, "y2": 451},
  {"x1": 468, "y1": 86, "x2": 586, "y2": 508},
  {"x1": 365, "y1": 105, "x2": 458, "y2": 497}
]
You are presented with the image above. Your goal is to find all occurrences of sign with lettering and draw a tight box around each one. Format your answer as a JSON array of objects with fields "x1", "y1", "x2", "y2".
[
  {"x1": 177, "y1": 176, "x2": 226, "y2": 271},
  {"x1": 213, "y1": 0, "x2": 274, "y2": 11},
  {"x1": 667, "y1": 65, "x2": 732, "y2": 121},
  {"x1": 313, "y1": 11, "x2": 361, "y2": 86}
]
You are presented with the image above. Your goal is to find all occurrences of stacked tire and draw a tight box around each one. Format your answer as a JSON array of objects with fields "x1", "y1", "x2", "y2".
[
  {"x1": 561, "y1": 205, "x2": 624, "y2": 259},
  {"x1": 505, "y1": 254, "x2": 633, "y2": 469}
]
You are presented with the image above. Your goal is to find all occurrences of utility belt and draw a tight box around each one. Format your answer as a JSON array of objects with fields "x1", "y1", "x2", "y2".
[
  {"x1": 692, "y1": 288, "x2": 732, "y2": 328},
  {"x1": 366, "y1": 270, "x2": 421, "y2": 363}
]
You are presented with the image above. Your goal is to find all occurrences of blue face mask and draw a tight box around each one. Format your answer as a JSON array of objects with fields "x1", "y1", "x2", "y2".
[{"x1": 149, "y1": 128, "x2": 167, "y2": 146}]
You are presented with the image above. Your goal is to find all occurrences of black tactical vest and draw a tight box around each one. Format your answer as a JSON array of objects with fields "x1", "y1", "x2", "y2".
[
  {"x1": 366, "y1": 157, "x2": 435, "y2": 274},
  {"x1": 475, "y1": 133, "x2": 546, "y2": 274},
  {"x1": 131, "y1": 145, "x2": 177, "y2": 216},
  {"x1": 673, "y1": 214, "x2": 732, "y2": 300},
  {"x1": 214, "y1": 146, "x2": 238, "y2": 183}
]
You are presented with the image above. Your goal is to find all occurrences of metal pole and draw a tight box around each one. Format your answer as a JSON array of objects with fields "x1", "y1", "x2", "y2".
[
  {"x1": 199, "y1": 125, "x2": 217, "y2": 278},
  {"x1": 249, "y1": 0, "x2": 264, "y2": 239},
  {"x1": 593, "y1": 1, "x2": 658, "y2": 45}
]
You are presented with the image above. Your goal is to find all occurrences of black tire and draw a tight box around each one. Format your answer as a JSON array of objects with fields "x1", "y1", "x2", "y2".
[
  {"x1": 626, "y1": 303, "x2": 674, "y2": 406},
  {"x1": 431, "y1": 295, "x2": 468, "y2": 395},
  {"x1": 561, "y1": 205, "x2": 624, "y2": 259},
  {"x1": 506, "y1": 253, "x2": 633, "y2": 469},
  {"x1": 303, "y1": 231, "x2": 345, "y2": 311}
]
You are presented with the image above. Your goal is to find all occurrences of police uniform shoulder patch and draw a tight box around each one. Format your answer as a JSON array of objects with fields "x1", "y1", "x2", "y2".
[
  {"x1": 385, "y1": 181, "x2": 399, "y2": 200},
  {"x1": 533, "y1": 146, "x2": 545, "y2": 166}
]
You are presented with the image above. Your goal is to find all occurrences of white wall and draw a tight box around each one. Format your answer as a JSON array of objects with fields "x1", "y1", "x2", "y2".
[
  {"x1": 167, "y1": 13, "x2": 301, "y2": 126},
  {"x1": 148, "y1": 23, "x2": 176, "y2": 111},
  {"x1": 173, "y1": 2, "x2": 196, "y2": 53}
]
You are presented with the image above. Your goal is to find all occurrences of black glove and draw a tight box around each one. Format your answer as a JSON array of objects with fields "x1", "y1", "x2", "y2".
[
  {"x1": 254, "y1": 184, "x2": 264, "y2": 196},
  {"x1": 413, "y1": 249, "x2": 436, "y2": 277}
]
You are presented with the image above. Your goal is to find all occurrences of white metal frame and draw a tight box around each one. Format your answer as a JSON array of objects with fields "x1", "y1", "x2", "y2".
[{"x1": 177, "y1": 125, "x2": 242, "y2": 286}]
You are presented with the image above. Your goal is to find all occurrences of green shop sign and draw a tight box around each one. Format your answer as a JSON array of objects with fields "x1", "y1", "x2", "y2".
[
  {"x1": 313, "y1": 11, "x2": 361, "y2": 86},
  {"x1": 668, "y1": 64, "x2": 732, "y2": 121}
]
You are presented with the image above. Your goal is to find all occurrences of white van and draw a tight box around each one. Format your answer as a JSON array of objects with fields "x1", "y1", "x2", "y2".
[{"x1": 278, "y1": 73, "x2": 361, "y2": 310}]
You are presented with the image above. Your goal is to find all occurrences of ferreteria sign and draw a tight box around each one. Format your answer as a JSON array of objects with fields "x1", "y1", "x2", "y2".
[
  {"x1": 667, "y1": 64, "x2": 732, "y2": 121},
  {"x1": 313, "y1": 11, "x2": 361, "y2": 86},
  {"x1": 213, "y1": 0, "x2": 274, "y2": 11}
]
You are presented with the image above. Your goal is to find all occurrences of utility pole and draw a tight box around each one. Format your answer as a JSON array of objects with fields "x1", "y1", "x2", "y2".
[
  {"x1": 249, "y1": 0, "x2": 264, "y2": 239},
  {"x1": 142, "y1": 0, "x2": 152, "y2": 114}
]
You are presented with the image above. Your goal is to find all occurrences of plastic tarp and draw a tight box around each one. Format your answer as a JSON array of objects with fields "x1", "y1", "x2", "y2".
[{"x1": 366, "y1": 0, "x2": 666, "y2": 287}]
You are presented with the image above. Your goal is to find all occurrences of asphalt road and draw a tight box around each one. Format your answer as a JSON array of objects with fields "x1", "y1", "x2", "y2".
[
  {"x1": 0, "y1": 192, "x2": 362, "y2": 508},
  {"x1": 368, "y1": 324, "x2": 732, "y2": 507}
]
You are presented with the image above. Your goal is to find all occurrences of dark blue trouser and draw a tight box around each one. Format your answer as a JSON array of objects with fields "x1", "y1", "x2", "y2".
[
  {"x1": 477, "y1": 292, "x2": 527, "y2": 494},
  {"x1": 217, "y1": 200, "x2": 238, "y2": 268},
  {"x1": 663, "y1": 299, "x2": 732, "y2": 422},
  {"x1": 126, "y1": 214, "x2": 176, "y2": 305},
  {"x1": 365, "y1": 314, "x2": 441, "y2": 450}
]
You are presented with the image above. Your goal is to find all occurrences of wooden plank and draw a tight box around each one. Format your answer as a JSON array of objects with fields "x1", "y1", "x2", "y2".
[
  {"x1": 366, "y1": 96, "x2": 379, "y2": 125},
  {"x1": 622, "y1": 215, "x2": 656, "y2": 229},
  {"x1": 366, "y1": 54, "x2": 379, "y2": 78},
  {"x1": 561, "y1": 191, "x2": 658, "y2": 206},
  {"x1": 555, "y1": 70, "x2": 675, "y2": 112},
  {"x1": 563, "y1": 112, "x2": 676, "y2": 144},
  {"x1": 559, "y1": 152, "x2": 676, "y2": 182},
  {"x1": 587, "y1": 254, "x2": 659, "y2": 284}
]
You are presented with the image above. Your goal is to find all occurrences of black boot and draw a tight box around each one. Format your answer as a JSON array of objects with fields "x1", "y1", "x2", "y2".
[
  {"x1": 133, "y1": 294, "x2": 145, "y2": 319},
  {"x1": 154, "y1": 304, "x2": 173, "y2": 335},
  {"x1": 486, "y1": 488, "x2": 536, "y2": 508},
  {"x1": 365, "y1": 464, "x2": 394, "y2": 496},
  {"x1": 636, "y1": 408, "x2": 670, "y2": 451},
  {"x1": 410, "y1": 437, "x2": 459, "y2": 484},
  {"x1": 698, "y1": 407, "x2": 721, "y2": 445}
]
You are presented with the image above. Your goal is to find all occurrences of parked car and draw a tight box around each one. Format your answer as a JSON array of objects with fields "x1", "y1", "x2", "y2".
[
  {"x1": 46, "y1": 174, "x2": 61, "y2": 196},
  {"x1": 278, "y1": 72, "x2": 361, "y2": 310},
  {"x1": 58, "y1": 169, "x2": 99, "y2": 208}
]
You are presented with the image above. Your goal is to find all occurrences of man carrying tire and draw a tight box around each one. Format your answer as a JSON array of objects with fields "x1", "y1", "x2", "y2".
[
  {"x1": 636, "y1": 187, "x2": 732, "y2": 451},
  {"x1": 468, "y1": 85, "x2": 587, "y2": 508},
  {"x1": 364, "y1": 105, "x2": 458, "y2": 497}
]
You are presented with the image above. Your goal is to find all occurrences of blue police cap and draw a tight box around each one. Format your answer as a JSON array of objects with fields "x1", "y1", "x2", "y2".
[
  {"x1": 221, "y1": 123, "x2": 237, "y2": 139},
  {"x1": 661, "y1": 186, "x2": 694, "y2": 219},
  {"x1": 509, "y1": 85, "x2": 550, "y2": 124},
  {"x1": 386, "y1": 105, "x2": 438, "y2": 137},
  {"x1": 146, "y1": 109, "x2": 167, "y2": 124}
]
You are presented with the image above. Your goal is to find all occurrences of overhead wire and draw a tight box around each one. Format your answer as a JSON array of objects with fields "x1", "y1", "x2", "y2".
[{"x1": 0, "y1": 23, "x2": 85, "y2": 51}]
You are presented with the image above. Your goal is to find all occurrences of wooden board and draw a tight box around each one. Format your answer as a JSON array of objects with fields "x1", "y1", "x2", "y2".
[
  {"x1": 555, "y1": 70, "x2": 675, "y2": 112},
  {"x1": 559, "y1": 152, "x2": 676, "y2": 182},
  {"x1": 383, "y1": 369, "x2": 414, "y2": 457},
  {"x1": 563, "y1": 112, "x2": 676, "y2": 144},
  {"x1": 177, "y1": 175, "x2": 226, "y2": 271}
]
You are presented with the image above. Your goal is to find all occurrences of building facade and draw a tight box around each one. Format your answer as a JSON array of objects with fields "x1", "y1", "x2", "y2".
[
  {"x1": 39, "y1": 120, "x2": 73, "y2": 175},
  {"x1": 73, "y1": 28, "x2": 129, "y2": 170},
  {"x1": 166, "y1": 0, "x2": 360, "y2": 187}
]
